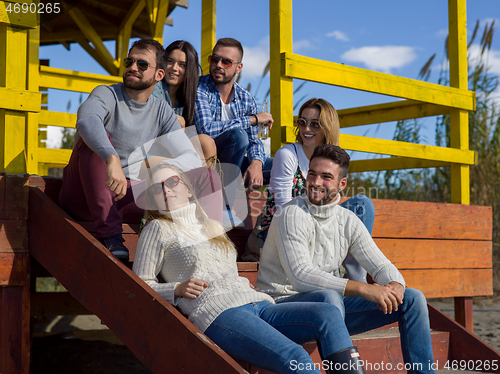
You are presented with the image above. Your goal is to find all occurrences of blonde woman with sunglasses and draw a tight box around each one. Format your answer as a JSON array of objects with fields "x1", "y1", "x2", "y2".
[
  {"x1": 133, "y1": 163, "x2": 367, "y2": 374},
  {"x1": 245, "y1": 99, "x2": 374, "y2": 281}
]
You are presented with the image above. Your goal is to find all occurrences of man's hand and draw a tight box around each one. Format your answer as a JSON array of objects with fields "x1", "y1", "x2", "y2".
[
  {"x1": 176, "y1": 114, "x2": 186, "y2": 129},
  {"x1": 243, "y1": 160, "x2": 264, "y2": 190},
  {"x1": 175, "y1": 278, "x2": 209, "y2": 299},
  {"x1": 256, "y1": 111, "x2": 274, "y2": 130},
  {"x1": 106, "y1": 155, "x2": 127, "y2": 201},
  {"x1": 345, "y1": 280, "x2": 404, "y2": 315}
]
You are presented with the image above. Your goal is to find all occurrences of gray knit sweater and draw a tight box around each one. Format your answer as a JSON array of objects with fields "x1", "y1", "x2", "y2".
[
  {"x1": 75, "y1": 83, "x2": 201, "y2": 180},
  {"x1": 132, "y1": 204, "x2": 274, "y2": 332},
  {"x1": 256, "y1": 195, "x2": 405, "y2": 299}
]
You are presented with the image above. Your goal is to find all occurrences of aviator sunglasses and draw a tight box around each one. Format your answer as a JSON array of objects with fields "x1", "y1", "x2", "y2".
[
  {"x1": 208, "y1": 54, "x2": 239, "y2": 69},
  {"x1": 123, "y1": 58, "x2": 155, "y2": 72},
  {"x1": 296, "y1": 118, "x2": 321, "y2": 130},
  {"x1": 150, "y1": 175, "x2": 186, "y2": 194}
]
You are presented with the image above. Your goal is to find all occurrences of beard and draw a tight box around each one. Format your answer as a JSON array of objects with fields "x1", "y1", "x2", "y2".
[
  {"x1": 210, "y1": 67, "x2": 237, "y2": 85},
  {"x1": 308, "y1": 185, "x2": 340, "y2": 206},
  {"x1": 123, "y1": 73, "x2": 156, "y2": 91}
]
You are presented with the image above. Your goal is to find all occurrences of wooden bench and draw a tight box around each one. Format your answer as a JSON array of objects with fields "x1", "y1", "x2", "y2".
[{"x1": 4, "y1": 175, "x2": 496, "y2": 374}]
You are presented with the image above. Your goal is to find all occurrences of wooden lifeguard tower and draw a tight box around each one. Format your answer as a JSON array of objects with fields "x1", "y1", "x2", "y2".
[{"x1": 0, "y1": 0, "x2": 499, "y2": 373}]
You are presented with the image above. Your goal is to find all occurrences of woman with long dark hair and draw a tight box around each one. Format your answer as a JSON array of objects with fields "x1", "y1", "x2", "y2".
[{"x1": 153, "y1": 40, "x2": 217, "y2": 168}]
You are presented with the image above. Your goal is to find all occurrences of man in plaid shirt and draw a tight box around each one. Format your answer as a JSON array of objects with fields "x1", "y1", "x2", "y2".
[{"x1": 194, "y1": 38, "x2": 273, "y2": 190}]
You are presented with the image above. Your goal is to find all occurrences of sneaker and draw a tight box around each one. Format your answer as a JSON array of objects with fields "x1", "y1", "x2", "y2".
[{"x1": 99, "y1": 234, "x2": 129, "y2": 263}]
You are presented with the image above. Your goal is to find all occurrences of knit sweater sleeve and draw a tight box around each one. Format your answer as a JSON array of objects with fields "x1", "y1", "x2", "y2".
[
  {"x1": 346, "y1": 216, "x2": 406, "y2": 287},
  {"x1": 132, "y1": 220, "x2": 179, "y2": 305},
  {"x1": 275, "y1": 205, "x2": 349, "y2": 295}
]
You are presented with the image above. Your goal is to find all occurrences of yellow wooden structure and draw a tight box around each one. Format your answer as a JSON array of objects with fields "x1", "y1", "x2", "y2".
[{"x1": 1, "y1": 0, "x2": 473, "y2": 208}]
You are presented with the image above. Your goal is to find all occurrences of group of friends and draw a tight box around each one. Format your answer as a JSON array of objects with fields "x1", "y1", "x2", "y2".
[{"x1": 59, "y1": 37, "x2": 436, "y2": 374}]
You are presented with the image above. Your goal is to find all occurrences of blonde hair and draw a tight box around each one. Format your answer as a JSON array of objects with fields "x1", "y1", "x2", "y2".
[
  {"x1": 144, "y1": 164, "x2": 236, "y2": 252},
  {"x1": 295, "y1": 98, "x2": 340, "y2": 146}
]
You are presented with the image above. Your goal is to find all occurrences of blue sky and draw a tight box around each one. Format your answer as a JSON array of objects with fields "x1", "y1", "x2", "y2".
[{"x1": 41, "y1": 0, "x2": 500, "y2": 154}]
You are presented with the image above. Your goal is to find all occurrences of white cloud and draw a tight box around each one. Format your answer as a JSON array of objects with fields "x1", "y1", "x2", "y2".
[
  {"x1": 241, "y1": 37, "x2": 270, "y2": 79},
  {"x1": 468, "y1": 44, "x2": 500, "y2": 76},
  {"x1": 293, "y1": 39, "x2": 315, "y2": 52},
  {"x1": 341, "y1": 45, "x2": 418, "y2": 73},
  {"x1": 327, "y1": 30, "x2": 350, "y2": 42}
]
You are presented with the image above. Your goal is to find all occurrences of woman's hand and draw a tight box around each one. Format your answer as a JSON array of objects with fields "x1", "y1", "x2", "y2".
[{"x1": 175, "y1": 278, "x2": 209, "y2": 299}]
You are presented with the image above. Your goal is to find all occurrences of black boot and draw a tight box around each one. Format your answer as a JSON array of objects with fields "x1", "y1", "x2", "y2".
[{"x1": 325, "y1": 346, "x2": 365, "y2": 374}]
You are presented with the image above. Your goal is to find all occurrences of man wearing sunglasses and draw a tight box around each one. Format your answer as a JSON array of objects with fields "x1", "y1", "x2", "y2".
[
  {"x1": 194, "y1": 38, "x2": 273, "y2": 191},
  {"x1": 59, "y1": 39, "x2": 201, "y2": 262}
]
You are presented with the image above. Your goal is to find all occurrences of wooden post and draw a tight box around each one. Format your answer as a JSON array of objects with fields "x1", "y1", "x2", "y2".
[
  {"x1": 0, "y1": 175, "x2": 30, "y2": 374},
  {"x1": 201, "y1": 0, "x2": 216, "y2": 76},
  {"x1": 448, "y1": 0, "x2": 474, "y2": 332},
  {"x1": 269, "y1": 0, "x2": 294, "y2": 155}
]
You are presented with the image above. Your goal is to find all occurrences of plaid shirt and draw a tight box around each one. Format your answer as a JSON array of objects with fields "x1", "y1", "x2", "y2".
[{"x1": 194, "y1": 74, "x2": 266, "y2": 164}]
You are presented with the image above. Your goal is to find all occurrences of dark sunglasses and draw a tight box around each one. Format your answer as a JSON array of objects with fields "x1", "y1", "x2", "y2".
[
  {"x1": 296, "y1": 118, "x2": 321, "y2": 129},
  {"x1": 150, "y1": 176, "x2": 186, "y2": 194},
  {"x1": 123, "y1": 58, "x2": 155, "y2": 72},
  {"x1": 208, "y1": 54, "x2": 239, "y2": 69}
]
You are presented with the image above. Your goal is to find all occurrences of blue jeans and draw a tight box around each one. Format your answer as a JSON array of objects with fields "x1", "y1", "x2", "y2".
[
  {"x1": 339, "y1": 194, "x2": 375, "y2": 282},
  {"x1": 204, "y1": 301, "x2": 352, "y2": 374},
  {"x1": 278, "y1": 288, "x2": 435, "y2": 374}
]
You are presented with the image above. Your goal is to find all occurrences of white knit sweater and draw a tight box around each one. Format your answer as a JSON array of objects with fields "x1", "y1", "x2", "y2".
[
  {"x1": 256, "y1": 195, "x2": 405, "y2": 298},
  {"x1": 132, "y1": 203, "x2": 274, "y2": 332}
]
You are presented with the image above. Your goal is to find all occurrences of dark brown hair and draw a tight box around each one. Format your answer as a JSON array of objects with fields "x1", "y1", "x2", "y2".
[
  {"x1": 214, "y1": 37, "x2": 244, "y2": 61},
  {"x1": 130, "y1": 39, "x2": 166, "y2": 70},
  {"x1": 164, "y1": 40, "x2": 200, "y2": 127},
  {"x1": 310, "y1": 144, "x2": 350, "y2": 179}
]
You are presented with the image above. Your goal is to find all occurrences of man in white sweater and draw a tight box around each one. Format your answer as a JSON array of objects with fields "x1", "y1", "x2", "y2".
[{"x1": 256, "y1": 144, "x2": 435, "y2": 374}]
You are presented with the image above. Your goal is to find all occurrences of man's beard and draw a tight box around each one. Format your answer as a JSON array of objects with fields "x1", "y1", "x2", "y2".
[
  {"x1": 210, "y1": 68, "x2": 237, "y2": 85},
  {"x1": 308, "y1": 185, "x2": 339, "y2": 206},
  {"x1": 123, "y1": 73, "x2": 156, "y2": 91}
]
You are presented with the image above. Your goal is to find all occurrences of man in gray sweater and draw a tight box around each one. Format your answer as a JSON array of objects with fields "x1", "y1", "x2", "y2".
[
  {"x1": 256, "y1": 144, "x2": 435, "y2": 374},
  {"x1": 59, "y1": 39, "x2": 203, "y2": 262}
]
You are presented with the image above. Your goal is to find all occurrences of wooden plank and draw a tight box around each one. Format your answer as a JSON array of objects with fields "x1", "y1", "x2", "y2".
[
  {"x1": 401, "y1": 269, "x2": 492, "y2": 298},
  {"x1": 39, "y1": 66, "x2": 121, "y2": 93},
  {"x1": 0, "y1": 174, "x2": 28, "y2": 220},
  {"x1": 38, "y1": 110, "x2": 77, "y2": 128},
  {"x1": 454, "y1": 296, "x2": 474, "y2": 332},
  {"x1": 37, "y1": 148, "x2": 71, "y2": 166},
  {"x1": 371, "y1": 199, "x2": 492, "y2": 240},
  {"x1": 28, "y1": 175, "x2": 62, "y2": 204},
  {"x1": 0, "y1": 87, "x2": 41, "y2": 112},
  {"x1": 283, "y1": 52, "x2": 475, "y2": 111},
  {"x1": 375, "y1": 239, "x2": 492, "y2": 269},
  {"x1": 0, "y1": 253, "x2": 29, "y2": 285},
  {"x1": 428, "y1": 303, "x2": 500, "y2": 365},
  {"x1": 0, "y1": 286, "x2": 30, "y2": 374},
  {"x1": 0, "y1": 2, "x2": 38, "y2": 28},
  {"x1": 28, "y1": 186, "x2": 246, "y2": 374},
  {"x1": 349, "y1": 157, "x2": 450, "y2": 173},
  {"x1": 0, "y1": 220, "x2": 27, "y2": 252},
  {"x1": 338, "y1": 100, "x2": 449, "y2": 128}
]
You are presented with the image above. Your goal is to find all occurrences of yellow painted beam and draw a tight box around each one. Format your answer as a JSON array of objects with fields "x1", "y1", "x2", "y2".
[
  {"x1": 283, "y1": 52, "x2": 475, "y2": 111},
  {"x1": 339, "y1": 133, "x2": 475, "y2": 165},
  {"x1": 0, "y1": 87, "x2": 41, "y2": 112},
  {"x1": 116, "y1": 0, "x2": 146, "y2": 76},
  {"x1": 269, "y1": 0, "x2": 294, "y2": 155},
  {"x1": 448, "y1": 0, "x2": 470, "y2": 206},
  {"x1": 201, "y1": 0, "x2": 216, "y2": 75},
  {"x1": 349, "y1": 157, "x2": 450, "y2": 173},
  {"x1": 38, "y1": 111, "x2": 77, "y2": 128},
  {"x1": 152, "y1": 0, "x2": 169, "y2": 41},
  {"x1": 25, "y1": 24, "x2": 39, "y2": 174},
  {"x1": 39, "y1": 66, "x2": 121, "y2": 93},
  {"x1": 37, "y1": 147, "x2": 72, "y2": 165},
  {"x1": 338, "y1": 100, "x2": 450, "y2": 128},
  {"x1": 0, "y1": 1, "x2": 37, "y2": 28},
  {"x1": 68, "y1": 6, "x2": 119, "y2": 75},
  {"x1": 145, "y1": 0, "x2": 159, "y2": 37}
]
